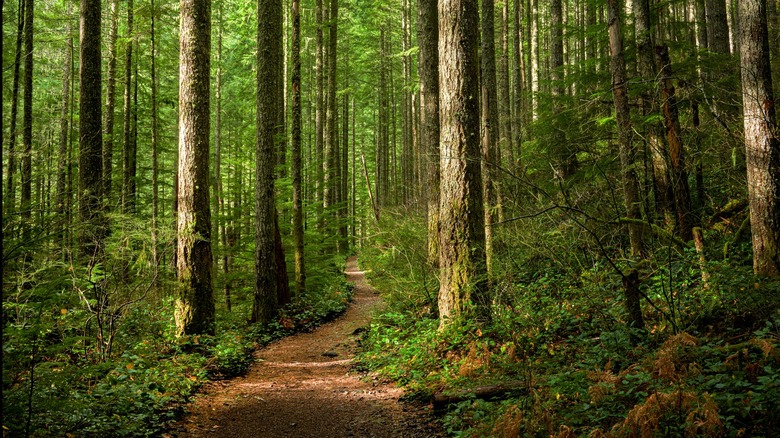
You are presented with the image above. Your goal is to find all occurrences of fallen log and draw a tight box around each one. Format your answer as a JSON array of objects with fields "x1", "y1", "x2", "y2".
[{"x1": 432, "y1": 381, "x2": 528, "y2": 411}]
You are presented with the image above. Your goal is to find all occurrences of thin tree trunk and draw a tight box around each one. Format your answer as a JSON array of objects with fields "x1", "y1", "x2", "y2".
[
  {"x1": 6, "y1": 0, "x2": 25, "y2": 218},
  {"x1": 151, "y1": 0, "x2": 159, "y2": 268},
  {"x1": 291, "y1": 0, "x2": 305, "y2": 295},
  {"x1": 419, "y1": 0, "x2": 439, "y2": 266},
  {"x1": 122, "y1": 0, "x2": 134, "y2": 213},
  {"x1": 315, "y1": 0, "x2": 324, "y2": 223},
  {"x1": 21, "y1": 0, "x2": 34, "y2": 241},
  {"x1": 498, "y1": 0, "x2": 513, "y2": 185},
  {"x1": 635, "y1": 0, "x2": 674, "y2": 228},
  {"x1": 656, "y1": 45, "x2": 693, "y2": 242},
  {"x1": 530, "y1": 0, "x2": 539, "y2": 121},
  {"x1": 57, "y1": 2, "x2": 73, "y2": 248},
  {"x1": 512, "y1": 0, "x2": 524, "y2": 177},
  {"x1": 481, "y1": 0, "x2": 499, "y2": 274},
  {"x1": 104, "y1": 0, "x2": 118, "y2": 207}
]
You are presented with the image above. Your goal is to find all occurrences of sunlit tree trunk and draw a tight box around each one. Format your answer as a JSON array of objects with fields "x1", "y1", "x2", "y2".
[
  {"x1": 481, "y1": 0, "x2": 499, "y2": 274},
  {"x1": 176, "y1": 0, "x2": 215, "y2": 335},
  {"x1": 419, "y1": 0, "x2": 439, "y2": 266},
  {"x1": 438, "y1": 0, "x2": 488, "y2": 323},
  {"x1": 739, "y1": 0, "x2": 780, "y2": 276}
]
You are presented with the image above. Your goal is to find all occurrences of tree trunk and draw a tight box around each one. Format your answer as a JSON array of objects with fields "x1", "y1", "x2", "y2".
[
  {"x1": 122, "y1": 0, "x2": 135, "y2": 213},
  {"x1": 291, "y1": 0, "x2": 305, "y2": 295},
  {"x1": 21, "y1": 0, "x2": 34, "y2": 241},
  {"x1": 6, "y1": 0, "x2": 25, "y2": 220},
  {"x1": 315, "y1": 0, "x2": 324, "y2": 223},
  {"x1": 634, "y1": 0, "x2": 674, "y2": 229},
  {"x1": 498, "y1": 0, "x2": 513, "y2": 186},
  {"x1": 57, "y1": 5, "x2": 73, "y2": 247},
  {"x1": 512, "y1": 0, "x2": 524, "y2": 177},
  {"x1": 739, "y1": 0, "x2": 780, "y2": 276},
  {"x1": 253, "y1": 0, "x2": 282, "y2": 324},
  {"x1": 609, "y1": 0, "x2": 646, "y2": 330},
  {"x1": 438, "y1": 0, "x2": 488, "y2": 323},
  {"x1": 707, "y1": 0, "x2": 732, "y2": 54},
  {"x1": 78, "y1": 0, "x2": 104, "y2": 258},
  {"x1": 481, "y1": 0, "x2": 499, "y2": 274},
  {"x1": 419, "y1": 0, "x2": 439, "y2": 266},
  {"x1": 656, "y1": 45, "x2": 694, "y2": 242},
  {"x1": 151, "y1": 0, "x2": 159, "y2": 268},
  {"x1": 530, "y1": 0, "x2": 539, "y2": 121},
  {"x1": 176, "y1": 0, "x2": 215, "y2": 336},
  {"x1": 104, "y1": 0, "x2": 118, "y2": 207}
]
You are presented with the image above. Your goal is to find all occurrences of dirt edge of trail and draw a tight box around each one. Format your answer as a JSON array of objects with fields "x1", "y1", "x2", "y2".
[{"x1": 172, "y1": 256, "x2": 442, "y2": 437}]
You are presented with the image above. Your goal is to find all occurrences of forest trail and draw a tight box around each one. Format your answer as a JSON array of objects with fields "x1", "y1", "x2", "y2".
[{"x1": 174, "y1": 256, "x2": 442, "y2": 437}]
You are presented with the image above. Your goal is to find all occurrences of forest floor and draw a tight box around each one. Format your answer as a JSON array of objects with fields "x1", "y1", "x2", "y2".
[{"x1": 171, "y1": 256, "x2": 442, "y2": 437}]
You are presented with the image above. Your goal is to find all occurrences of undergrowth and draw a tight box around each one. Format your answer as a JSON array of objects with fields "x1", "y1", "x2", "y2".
[
  {"x1": 2, "y1": 214, "x2": 353, "y2": 437},
  {"x1": 357, "y1": 208, "x2": 780, "y2": 437}
]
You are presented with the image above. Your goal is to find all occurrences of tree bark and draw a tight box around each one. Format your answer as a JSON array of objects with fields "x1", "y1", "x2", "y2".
[
  {"x1": 512, "y1": 0, "x2": 524, "y2": 177},
  {"x1": 6, "y1": 0, "x2": 25, "y2": 218},
  {"x1": 176, "y1": 0, "x2": 215, "y2": 336},
  {"x1": 104, "y1": 0, "x2": 118, "y2": 207},
  {"x1": 609, "y1": 0, "x2": 646, "y2": 330},
  {"x1": 315, "y1": 0, "x2": 324, "y2": 222},
  {"x1": 438, "y1": 0, "x2": 488, "y2": 323},
  {"x1": 707, "y1": 0, "x2": 731, "y2": 54},
  {"x1": 21, "y1": 0, "x2": 34, "y2": 240},
  {"x1": 739, "y1": 0, "x2": 780, "y2": 276},
  {"x1": 78, "y1": 0, "x2": 104, "y2": 258},
  {"x1": 291, "y1": 0, "x2": 305, "y2": 295},
  {"x1": 253, "y1": 0, "x2": 283, "y2": 324},
  {"x1": 498, "y1": 0, "x2": 513, "y2": 184},
  {"x1": 481, "y1": 0, "x2": 499, "y2": 274},
  {"x1": 419, "y1": 0, "x2": 439, "y2": 266},
  {"x1": 122, "y1": 0, "x2": 135, "y2": 214},
  {"x1": 151, "y1": 0, "x2": 159, "y2": 268},
  {"x1": 530, "y1": 0, "x2": 539, "y2": 120},
  {"x1": 635, "y1": 0, "x2": 674, "y2": 229},
  {"x1": 656, "y1": 45, "x2": 694, "y2": 242},
  {"x1": 57, "y1": 4, "x2": 73, "y2": 247}
]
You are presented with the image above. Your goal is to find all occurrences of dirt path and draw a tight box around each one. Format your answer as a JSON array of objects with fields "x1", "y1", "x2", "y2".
[{"x1": 174, "y1": 257, "x2": 442, "y2": 437}]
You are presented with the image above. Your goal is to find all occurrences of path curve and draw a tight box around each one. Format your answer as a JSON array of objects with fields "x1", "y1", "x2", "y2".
[{"x1": 174, "y1": 257, "x2": 441, "y2": 437}]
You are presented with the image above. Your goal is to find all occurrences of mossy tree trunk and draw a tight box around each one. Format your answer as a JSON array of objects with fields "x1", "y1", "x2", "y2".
[
  {"x1": 253, "y1": 0, "x2": 282, "y2": 324},
  {"x1": 176, "y1": 0, "x2": 214, "y2": 336},
  {"x1": 438, "y1": 0, "x2": 488, "y2": 324}
]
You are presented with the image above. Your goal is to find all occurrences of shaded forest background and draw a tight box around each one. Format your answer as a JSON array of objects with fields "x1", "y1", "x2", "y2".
[{"x1": 3, "y1": 0, "x2": 780, "y2": 436}]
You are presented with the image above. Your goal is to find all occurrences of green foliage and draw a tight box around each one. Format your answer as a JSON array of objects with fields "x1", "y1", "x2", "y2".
[{"x1": 359, "y1": 208, "x2": 780, "y2": 437}]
